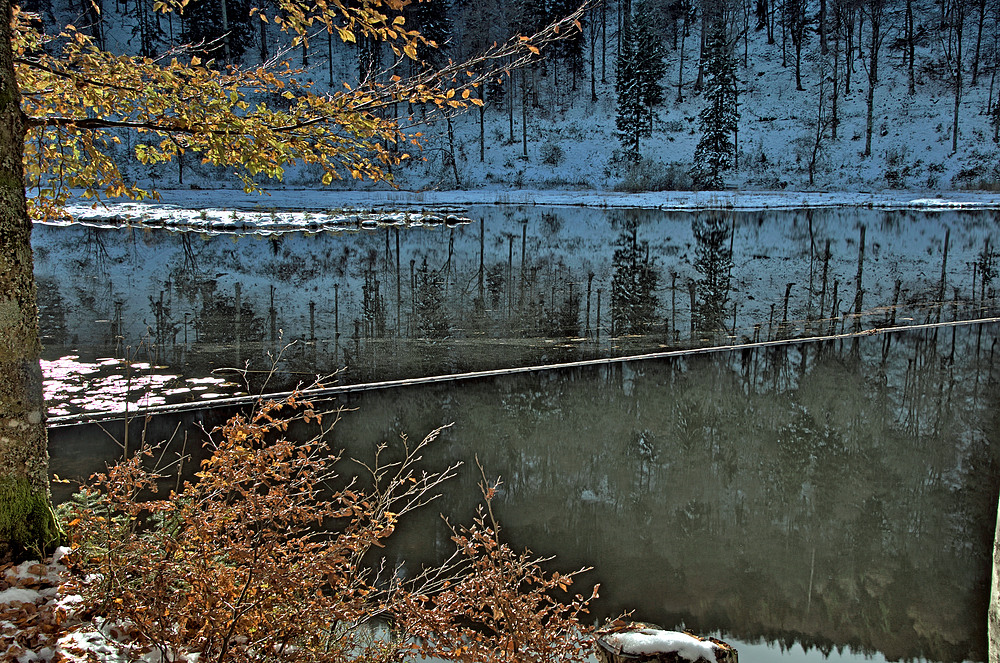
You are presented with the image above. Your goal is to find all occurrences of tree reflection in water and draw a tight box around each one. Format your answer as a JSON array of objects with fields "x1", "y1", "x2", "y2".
[
  {"x1": 34, "y1": 206, "x2": 1000, "y2": 414},
  {"x1": 326, "y1": 326, "x2": 998, "y2": 663}
]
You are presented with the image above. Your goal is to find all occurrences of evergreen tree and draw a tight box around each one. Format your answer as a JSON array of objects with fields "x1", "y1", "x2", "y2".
[
  {"x1": 615, "y1": 8, "x2": 665, "y2": 161},
  {"x1": 615, "y1": 12, "x2": 644, "y2": 160},
  {"x1": 691, "y1": 21, "x2": 738, "y2": 189},
  {"x1": 405, "y1": 0, "x2": 453, "y2": 67},
  {"x1": 550, "y1": 0, "x2": 586, "y2": 88},
  {"x1": 181, "y1": 0, "x2": 256, "y2": 62},
  {"x1": 512, "y1": 0, "x2": 548, "y2": 36},
  {"x1": 634, "y1": 1, "x2": 666, "y2": 132}
]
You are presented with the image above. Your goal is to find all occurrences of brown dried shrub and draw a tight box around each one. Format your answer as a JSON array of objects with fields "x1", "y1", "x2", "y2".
[{"x1": 61, "y1": 393, "x2": 597, "y2": 662}]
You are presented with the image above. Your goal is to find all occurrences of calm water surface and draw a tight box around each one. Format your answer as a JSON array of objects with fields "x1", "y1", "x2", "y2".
[
  {"x1": 39, "y1": 206, "x2": 1000, "y2": 662},
  {"x1": 35, "y1": 206, "x2": 1000, "y2": 415},
  {"x1": 323, "y1": 325, "x2": 998, "y2": 663}
]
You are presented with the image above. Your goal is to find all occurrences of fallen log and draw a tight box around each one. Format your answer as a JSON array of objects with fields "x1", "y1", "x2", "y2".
[{"x1": 595, "y1": 622, "x2": 738, "y2": 663}]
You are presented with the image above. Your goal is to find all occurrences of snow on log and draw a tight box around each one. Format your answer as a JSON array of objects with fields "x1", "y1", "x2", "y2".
[{"x1": 595, "y1": 623, "x2": 738, "y2": 663}]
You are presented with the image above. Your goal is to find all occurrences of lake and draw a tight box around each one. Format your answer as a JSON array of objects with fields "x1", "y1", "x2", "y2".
[
  {"x1": 34, "y1": 205, "x2": 999, "y2": 417},
  {"x1": 38, "y1": 204, "x2": 1000, "y2": 662}
]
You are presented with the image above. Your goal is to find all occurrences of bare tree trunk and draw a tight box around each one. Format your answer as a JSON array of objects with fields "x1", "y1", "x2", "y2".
[
  {"x1": 446, "y1": 115, "x2": 461, "y2": 187},
  {"x1": 989, "y1": 500, "x2": 1000, "y2": 663},
  {"x1": 260, "y1": 18, "x2": 268, "y2": 63},
  {"x1": 508, "y1": 66, "x2": 515, "y2": 143},
  {"x1": 831, "y1": 25, "x2": 840, "y2": 138},
  {"x1": 696, "y1": 11, "x2": 707, "y2": 89},
  {"x1": 678, "y1": 8, "x2": 689, "y2": 101},
  {"x1": 521, "y1": 68, "x2": 529, "y2": 158},
  {"x1": 0, "y1": 0, "x2": 60, "y2": 563},
  {"x1": 972, "y1": 0, "x2": 986, "y2": 85},
  {"x1": 590, "y1": 14, "x2": 599, "y2": 102},
  {"x1": 951, "y1": 0, "x2": 964, "y2": 153},
  {"x1": 478, "y1": 88, "x2": 485, "y2": 162},
  {"x1": 953, "y1": 36, "x2": 963, "y2": 152},
  {"x1": 220, "y1": 0, "x2": 231, "y2": 62},
  {"x1": 795, "y1": 31, "x2": 805, "y2": 89},
  {"x1": 862, "y1": 0, "x2": 882, "y2": 157},
  {"x1": 906, "y1": 0, "x2": 915, "y2": 94},
  {"x1": 328, "y1": 29, "x2": 334, "y2": 86},
  {"x1": 813, "y1": 0, "x2": 824, "y2": 54},
  {"x1": 601, "y1": 0, "x2": 607, "y2": 83},
  {"x1": 809, "y1": 64, "x2": 827, "y2": 185},
  {"x1": 843, "y1": 5, "x2": 854, "y2": 94}
]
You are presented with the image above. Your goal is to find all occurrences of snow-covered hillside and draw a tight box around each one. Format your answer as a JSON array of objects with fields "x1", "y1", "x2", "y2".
[
  {"x1": 25, "y1": 0, "x2": 1000, "y2": 196},
  {"x1": 378, "y1": 33, "x2": 1000, "y2": 194}
]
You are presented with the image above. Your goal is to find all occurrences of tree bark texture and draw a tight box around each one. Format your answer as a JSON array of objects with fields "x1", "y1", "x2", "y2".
[
  {"x1": 990, "y1": 493, "x2": 1000, "y2": 663},
  {"x1": 0, "y1": 0, "x2": 60, "y2": 562}
]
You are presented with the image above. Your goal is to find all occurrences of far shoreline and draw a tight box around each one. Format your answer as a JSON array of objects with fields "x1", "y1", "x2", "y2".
[{"x1": 49, "y1": 187, "x2": 1000, "y2": 225}]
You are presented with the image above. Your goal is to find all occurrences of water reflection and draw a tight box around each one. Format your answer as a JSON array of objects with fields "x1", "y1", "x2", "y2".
[
  {"x1": 35, "y1": 206, "x2": 1000, "y2": 416},
  {"x1": 48, "y1": 323, "x2": 999, "y2": 662},
  {"x1": 41, "y1": 355, "x2": 241, "y2": 416},
  {"x1": 318, "y1": 324, "x2": 998, "y2": 663}
]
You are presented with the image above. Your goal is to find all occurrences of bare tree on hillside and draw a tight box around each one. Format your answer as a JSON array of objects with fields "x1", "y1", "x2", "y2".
[{"x1": 861, "y1": 0, "x2": 886, "y2": 157}]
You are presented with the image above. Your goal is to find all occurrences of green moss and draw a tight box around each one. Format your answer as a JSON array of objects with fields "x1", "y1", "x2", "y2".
[{"x1": 0, "y1": 475, "x2": 64, "y2": 561}]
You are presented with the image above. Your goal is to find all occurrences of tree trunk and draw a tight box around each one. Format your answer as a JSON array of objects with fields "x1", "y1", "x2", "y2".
[
  {"x1": 677, "y1": 12, "x2": 687, "y2": 102},
  {"x1": 819, "y1": 0, "x2": 827, "y2": 54},
  {"x1": 863, "y1": 0, "x2": 881, "y2": 157},
  {"x1": 260, "y1": 18, "x2": 269, "y2": 63},
  {"x1": 795, "y1": 33, "x2": 804, "y2": 90},
  {"x1": 951, "y1": 1, "x2": 964, "y2": 153},
  {"x1": 508, "y1": 65, "x2": 515, "y2": 143},
  {"x1": 953, "y1": 31, "x2": 962, "y2": 153},
  {"x1": 809, "y1": 68, "x2": 826, "y2": 185},
  {"x1": 0, "y1": 0, "x2": 61, "y2": 564},
  {"x1": 220, "y1": 0, "x2": 231, "y2": 62},
  {"x1": 601, "y1": 0, "x2": 607, "y2": 83},
  {"x1": 446, "y1": 114, "x2": 461, "y2": 187},
  {"x1": 831, "y1": 26, "x2": 840, "y2": 138},
  {"x1": 328, "y1": 29, "x2": 334, "y2": 86},
  {"x1": 990, "y1": 496, "x2": 1000, "y2": 663},
  {"x1": 478, "y1": 88, "x2": 485, "y2": 162},
  {"x1": 696, "y1": 12, "x2": 707, "y2": 89},
  {"x1": 844, "y1": 9, "x2": 853, "y2": 94},
  {"x1": 906, "y1": 0, "x2": 914, "y2": 94},
  {"x1": 972, "y1": 0, "x2": 986, "y2": 85},
  {"x1": 864, "y1": 76, "x2": 875, "y2": 155},
  {"x1": 521, "y1": 68, "x2": 529, "y2": 158},
  {"x1": 591, "y1": 16, "x2": 599, "y2": 102}
]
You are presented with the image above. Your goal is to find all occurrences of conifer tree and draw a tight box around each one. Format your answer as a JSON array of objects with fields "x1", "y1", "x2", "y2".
[
  {"x1": 181, "y1": 0, "x2": 256, "y2": 61},
  {"x1": 615, "y1": 7, "x2": 665, "y2": 160},
  {"x1": 405, "y1": 0, "x2": 453, "y2": 67},
  {"x1": 691, "y1": 20, "x2": 738, "y2": 189},
  {"x1": 550, "y1": 0, "x2": 586, "y2": 90},
  {"x1": 634, "y1": 2, "x2": 666, "y2": 132},
  {"x1": 615, "y1": 12, "x2": 644, "y2": 160}
]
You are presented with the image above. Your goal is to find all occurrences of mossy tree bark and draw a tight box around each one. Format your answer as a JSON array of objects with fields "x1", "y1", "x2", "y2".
[
  {"x1": 0, "y1": 0, "x2": 61, "y2": 563},
  {"x1": 989, "y1": 498, "x2": 1000, "y2": 663}
]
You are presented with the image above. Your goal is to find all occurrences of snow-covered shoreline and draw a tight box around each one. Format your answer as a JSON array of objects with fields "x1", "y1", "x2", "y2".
[{"x1": 47, "y1": 187, "x2": 1000, "y2": 231}]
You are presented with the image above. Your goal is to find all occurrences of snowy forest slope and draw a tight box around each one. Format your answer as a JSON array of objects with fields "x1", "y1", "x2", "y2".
[{"x1": 23, "y1": 0, "x2": 1000, "y2": 193}]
